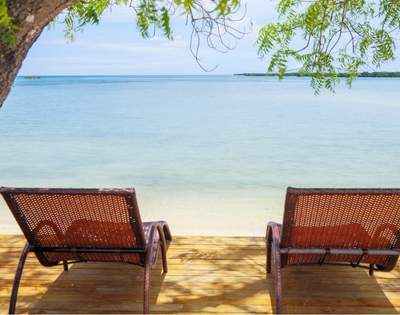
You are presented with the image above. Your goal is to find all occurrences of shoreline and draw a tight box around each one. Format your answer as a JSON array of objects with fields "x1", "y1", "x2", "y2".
[{"x1": 0, "y1": 189, "x2": 285, "y2": 237}]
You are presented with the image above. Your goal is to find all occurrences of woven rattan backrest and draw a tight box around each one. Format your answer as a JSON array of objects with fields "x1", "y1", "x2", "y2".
[
  {"x1": 0, "y1": 188, "x2": 146, "y2": 250},
  {"x1": 281, "y1": 187, "x2": 400, "y2": 250}
]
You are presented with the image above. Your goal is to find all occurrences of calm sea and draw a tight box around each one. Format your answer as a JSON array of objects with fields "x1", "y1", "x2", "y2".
[{"x1": 1, "y1": 75, "x2": 400, "y2": 235}]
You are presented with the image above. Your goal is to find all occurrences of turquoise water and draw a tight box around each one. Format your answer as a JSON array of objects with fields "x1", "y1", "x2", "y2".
[{"x1": 1, "y1": 75, "x2": 400, "y2": 235}]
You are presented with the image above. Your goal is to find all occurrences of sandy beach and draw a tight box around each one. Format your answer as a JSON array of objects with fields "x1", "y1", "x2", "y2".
[{"x1": 0, "y1": 188, "x2": 285, "y2": 236}]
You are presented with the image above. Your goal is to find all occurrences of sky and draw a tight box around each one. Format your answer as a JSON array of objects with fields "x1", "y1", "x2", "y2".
[{"x1": 19, "y1": 0, "x2": 399, "y2": 76}]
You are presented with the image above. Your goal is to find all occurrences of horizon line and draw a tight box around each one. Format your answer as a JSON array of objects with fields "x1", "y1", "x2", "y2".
[{"x1": 17, "y1": 74, "x2": 238, "y2": 77}]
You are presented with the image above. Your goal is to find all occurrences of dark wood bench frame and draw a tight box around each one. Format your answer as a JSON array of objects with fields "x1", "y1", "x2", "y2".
[
  {"x1": 266, "y1": 188, "x2": 400, "y2": 314},
  {"x1": 1, "y1": 187, "x2": 172, "y2": 314}
]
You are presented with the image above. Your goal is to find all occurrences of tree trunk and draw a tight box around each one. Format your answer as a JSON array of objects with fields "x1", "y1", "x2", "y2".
[{"x1": 0, "y1": 0, "x2": 79, "y2": 107}]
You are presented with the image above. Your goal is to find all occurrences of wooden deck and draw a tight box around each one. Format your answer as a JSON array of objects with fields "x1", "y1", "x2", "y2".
[{"x1": 0, "y1": 235, "x2": 399, "y2": 314}]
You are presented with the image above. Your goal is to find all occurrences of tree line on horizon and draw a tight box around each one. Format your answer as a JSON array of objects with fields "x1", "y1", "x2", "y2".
[{"x1": 236, "y1": 72, "x2": 400, "y2": 78}]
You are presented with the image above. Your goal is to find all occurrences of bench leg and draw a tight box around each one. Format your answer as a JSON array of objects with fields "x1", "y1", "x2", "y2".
[
  {"x1": 157, "y1": 225, "x2": 169, "y2": 273},
  {"x1": 143, "y1": 221, "x2": 172, "y2": 313},
  {"x1": 266, "y1": 238, "x2": 272, "y2": 274},
  {"x1": 143, "y1": 263, "x2": 151, "y2": 314},
  {"x1": 9, "y1": 243, "x2": 30, "y2": 314},
  {"x1": 273, "y1": 251, "x2": 283, "y2": 314},
  {"x1": 266, "y1": 223, "x2": 283, "y2": 314}
]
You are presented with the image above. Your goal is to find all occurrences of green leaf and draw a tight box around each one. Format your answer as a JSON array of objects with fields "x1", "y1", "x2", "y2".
[
  {"x1": 0, "y1": 0, "x2": 18, "y2": 47},
  {"x1": 160, "y1": 7, "x2": 172, "y2": 39}
]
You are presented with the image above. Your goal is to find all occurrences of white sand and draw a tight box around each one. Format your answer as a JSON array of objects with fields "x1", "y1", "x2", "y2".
[{"x1": 0, "y1": 189, "x2": 285, "y2": 236}]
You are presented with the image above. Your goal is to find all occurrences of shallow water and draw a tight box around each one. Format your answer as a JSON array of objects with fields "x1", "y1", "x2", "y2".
[{"x1": 1, "y1": 75, "x2": 400, "y2": 235}]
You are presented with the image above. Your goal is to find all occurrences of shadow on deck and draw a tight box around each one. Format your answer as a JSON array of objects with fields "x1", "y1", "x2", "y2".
[{"x1": 0, "y1": 235, "x2": 399, "y2": 313}]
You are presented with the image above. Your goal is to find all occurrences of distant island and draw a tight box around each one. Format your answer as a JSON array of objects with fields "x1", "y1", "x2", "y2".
[
  {"x1": 235, "y1": 72, "x2": 400, "y2": 78},
  {"x1": 23, "y1": 76, "x2": 41, "y2": 80}
]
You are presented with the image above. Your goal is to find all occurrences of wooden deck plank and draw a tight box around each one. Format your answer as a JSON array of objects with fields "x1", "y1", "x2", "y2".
[{"x1": 0, "y1": 235, "x2": 399, "y2": 314}]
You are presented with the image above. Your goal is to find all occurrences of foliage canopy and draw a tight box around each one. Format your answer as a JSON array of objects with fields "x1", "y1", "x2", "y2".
[
  {"x1": 257, "y1": 0, "x2": 400, "y2": 92},
  {"x1": 0, "y1": 0, "x2": 18, "y2": 46},
  {"x1": 1, "y1": 0, "x2": 399, "y2": 92}
]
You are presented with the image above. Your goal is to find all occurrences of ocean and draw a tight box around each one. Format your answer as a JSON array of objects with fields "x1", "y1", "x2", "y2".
[{"x1": 1, "y1": 75, "x2": 400, "y2": 235}]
